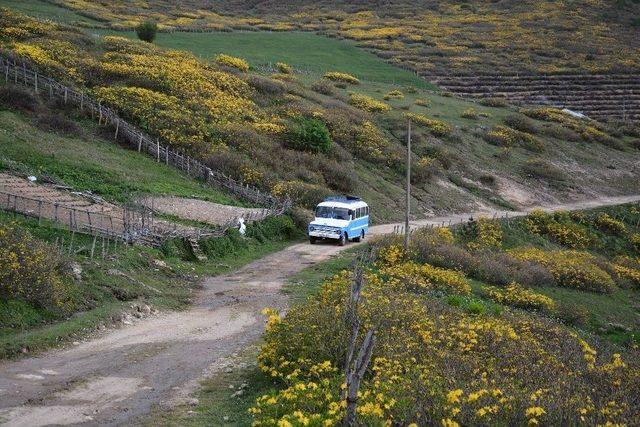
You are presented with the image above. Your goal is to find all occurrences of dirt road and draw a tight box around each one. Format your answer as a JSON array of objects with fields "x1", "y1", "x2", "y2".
[{"x1": 1, "y1": 194, "x2": 639, "y2": 426}]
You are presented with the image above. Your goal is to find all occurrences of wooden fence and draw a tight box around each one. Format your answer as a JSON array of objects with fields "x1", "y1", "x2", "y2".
[{"x1": 0, "y1": 55, "x2": 291, "y2": 214}]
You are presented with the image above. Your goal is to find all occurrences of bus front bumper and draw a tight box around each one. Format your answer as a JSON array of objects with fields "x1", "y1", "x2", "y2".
[{"x1": 309, "y1": 230, "x2": 342, "y2": 239}]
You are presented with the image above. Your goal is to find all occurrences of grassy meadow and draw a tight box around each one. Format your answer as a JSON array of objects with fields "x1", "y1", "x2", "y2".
[{"x1": 91, "y1": 29, "x2": 433, "y2": 88}]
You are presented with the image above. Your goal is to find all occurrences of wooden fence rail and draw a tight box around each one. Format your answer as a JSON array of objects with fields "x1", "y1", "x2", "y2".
[{"x1": 0, "y1": 55, "x2": 291, "y2": 216}]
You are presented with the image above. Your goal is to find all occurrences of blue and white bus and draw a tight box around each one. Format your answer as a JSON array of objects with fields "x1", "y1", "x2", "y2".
[{"x1": 308, "y1": 196, "x2": 369, "y2": 246}]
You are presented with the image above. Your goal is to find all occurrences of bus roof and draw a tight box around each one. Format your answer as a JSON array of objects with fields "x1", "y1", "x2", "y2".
[{"x1": 317, "y1": 199, "x2": 368, "y2": 209}]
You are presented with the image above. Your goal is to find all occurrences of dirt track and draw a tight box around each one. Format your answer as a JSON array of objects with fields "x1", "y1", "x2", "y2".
[{"x1": 1, "y1": 194, "x2": 639, "y2": 426}]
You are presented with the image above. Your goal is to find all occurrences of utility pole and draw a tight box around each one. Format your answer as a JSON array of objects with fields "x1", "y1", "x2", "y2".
[{"x1": 404, "y1": 118, "x2": 411, "y2": 249}]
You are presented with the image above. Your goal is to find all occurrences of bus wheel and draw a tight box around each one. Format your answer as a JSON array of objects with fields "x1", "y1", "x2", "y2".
[
  {"x1": 339, "y1": 233, "x2": 347, "y2": 246},
  {"x1": 310, "y1": 236, "x2": 317, "y2": 244},
  {"x1": 353, "y1": 230, "x2": 365, "y2": 242}
]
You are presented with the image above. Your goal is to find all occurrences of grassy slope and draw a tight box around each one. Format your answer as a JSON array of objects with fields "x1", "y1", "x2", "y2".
[
  {"x1": 87, "y1": 29, "x2": 640, "y2": 219},
  {"x1": 0, "y1": 0, "x2": 98, "y2": 25},
  {"x1": 91, "y1": 29, "x2": 433, "y2": 88},
  {"x1": 0, "y1": 108, "x2": 242, "y2": 205},
  {"x1": 2, "y1": 5, "x2": 639, "y2": 222}
]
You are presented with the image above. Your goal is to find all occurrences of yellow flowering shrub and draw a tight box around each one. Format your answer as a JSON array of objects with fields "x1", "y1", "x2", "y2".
[
  {"x1": 0, "y1": 223, "x2": 73, "y2": 311},
  {"x1": 214, "y1": 53, "x2": 249, "y2": 71},
  {"x1": 379, "y1": 261, "x2": 472, "y2": 295},
  {"x1": 594, "y1": 213, "x2": 627, "y2": 236},
  {"x1": 383, "y1": 89, "x2": 404, "y2": 100},
  {"x1": 376, "y1": 244, "x2": 406, "y2": 265},
  {"x1": 484, "y1": 125, "x2": 543, "y2": 151},
  {"x1": 486, "y1": 282, "x2": 555, "y2": 311},
  {"x1": 253, "y1": 263, "x2": 640, "y2": 425},
  {"x1": 348, "y1": 93, "x2": 391, "y2": 113},
  {"x1": 461, "y1": 108, "x2": 479, "y2": 119},
  {"x1": 93, "y1": 86, "x2": 213, "y2": 151},
  {"x1": 632, "y1": 234, "x2": 640, "y2": 252},
  {"x1": 523, "y1": 209, "x2": 593, "y2": 248},
  {"x1": 323, "y1": 71, "x2": 360, "y2": 85},
  {"x1": 275, "y1": 62, "x2": 292, "y2": 74},
  {"x1": 404, "y1": 112, "x2": 452, "y2": 137},
  {"x1": 611, "y1": 264, "x2": 640, "y2": 288},
  {"x1": 464, "y1": 217, "x2": 503, "y2": 250},
  {"x1": 509, "y1": 247, "x2": 616, "y2": 293}
]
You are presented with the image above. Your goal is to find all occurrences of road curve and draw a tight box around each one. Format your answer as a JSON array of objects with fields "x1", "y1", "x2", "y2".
[{"x1": 0, "y1": 194, "x2": 639, "y2": 426}]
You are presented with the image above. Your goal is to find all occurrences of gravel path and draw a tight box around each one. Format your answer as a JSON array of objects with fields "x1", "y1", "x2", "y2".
[{"x1": 0, "y1": 194, "x2": 639, "y2": 426}]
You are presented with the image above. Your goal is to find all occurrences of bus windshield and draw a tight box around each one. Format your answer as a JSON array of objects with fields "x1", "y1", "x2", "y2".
[{"x1": 315, "y1": 206, "x2": 350, "y2": 220}]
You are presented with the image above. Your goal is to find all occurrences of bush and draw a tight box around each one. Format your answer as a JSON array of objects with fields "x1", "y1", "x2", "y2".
[
  {"x1": 310, "y1": 80, "x2": 336, "y2": 96},
  {"x1": 484, "y1": 125, "x2": 545, "y2": 152},
  {"x1": 594, "y1": 212, "x2": 627, "y2": 236},
  {"x1": 275, "y1": 62, "x2": 292, "y2": 74},
  {"x1": 407, "y1": 230, "x2": 554, "y2": 288},
  {"x1": 36, "y1": 113, "x2": 81, "y2": 135},
  {"x1": 630, "y1": 139, "x2": 640, "y2": 150},
  {"x1": 323, "y1": 71, "x2": 360, "y2": 85},
  {"x1": 486, "y1": 282, "x2": 555, "y2": 311},
  {"x1": 479, "y1": 97, "x2": 508, "y2": 107},
  {"x1": 479, "y1": 174, "x2": 496, "y2": 186},
  {"x1": 0, "y1": 86, "x2": 39, "y2": 112},
  {"x1": 504, "y1": 114, "x2": 539, "y2": 134},
  {"x1": 510, "y1": 247, "x2": 616, "y2": 293},
  {"x1": 522, "y1": 159, "x2": 566, "y2": 182},
  {"x1": 348, "y1": 93, "x2": 391, "y2": 113},
  {"x1": 136, "y1": 20, "x2": 157, "y2": 43},
  {"x1": 404, "y1": 112, "x2": 452, "y2": 137},
  {"x1": 411, "y1": 156, "x2": 440, "y2": 183},
  {"x1": 271, "y1": 180, "x2": 332, "y2": 208},
  {"x1": 461, "y1": 108, "x2": 479, "y2": 119},
  {"x1": 544, "y1": 124, "x2": 582, "y2": 142},
  {"x1": 0, "y1": 223, "x2": 73, "y2": 311},
  {"x1": 247, "y1": 75, "x2": 286, "y2": 95},
  {"x1": 285, "y1": 116, "x2": 332, "y2": 153},
  {"x1": 215, "y1": 53, "x2": 249, "y2": 72}
]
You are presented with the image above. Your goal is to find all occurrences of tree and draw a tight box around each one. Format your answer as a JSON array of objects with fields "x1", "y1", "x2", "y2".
[
  {"x1": 285, "y1": 116, "x2": 332, "y2": 153},
  {"x1": 136, "y1": 20, "x2": 157, "y2": 43}
]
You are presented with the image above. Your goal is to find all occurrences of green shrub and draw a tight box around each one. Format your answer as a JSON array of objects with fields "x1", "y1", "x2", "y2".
[
  {"x1": 285, "y1": 116, "x2": 332, "y2": 153},
  {"x1": 136, "y1": 20, "x2": 158, "y2": 43}
]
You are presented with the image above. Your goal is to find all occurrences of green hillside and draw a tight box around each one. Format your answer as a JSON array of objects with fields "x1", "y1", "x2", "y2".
[{"x1": 2, "y1": 8, "x2": 639, "y2": 223}]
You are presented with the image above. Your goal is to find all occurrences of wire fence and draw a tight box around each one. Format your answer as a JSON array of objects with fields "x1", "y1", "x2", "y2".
[
  {"x1": 0, "y1": 54, "x2": 291, "y2": 212},
  {"x1": 0, "y1": 54, "x2": 291, "y2": 246}
]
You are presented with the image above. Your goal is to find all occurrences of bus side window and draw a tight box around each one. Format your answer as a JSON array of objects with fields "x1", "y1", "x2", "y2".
[
  {"x1": 366, "y1": 207, "x2": 369, "y2": 216},
  {"x1": 357, "y1": 208, "x2": 361, "y2": 218}
]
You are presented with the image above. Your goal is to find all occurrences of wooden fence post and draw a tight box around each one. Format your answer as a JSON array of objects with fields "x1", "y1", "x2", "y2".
[
  {"x1": 38, "y1": 201, "x2": 42, "y2": 225},
  {"x1": 34, "y1": 72, "x2": 38, "y2": 93},
  {"x1": 98, "y1": 102, "x2": 102, "y2": 125},
  {"x1": 138, "y1": 134, "x2": 142, "y2": 152},
  {"x1": 80, "y1": 92, "x2": 84, "y2": 111},
  {"x1": 156, "y1": 139, "x2": 160, "y2": 162},
  {"x1": 165, "y1": 147, "x2": 169, "y2": 165},
  {"x1": 90, "y1": 234, "x2": 97, "y2": 259},
  {"x1": 115, "y1": 119, "x2": 119, "y2": 140},
  {"x1": 64, "y1": 87, "x2": 68, "y2": 104}
]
